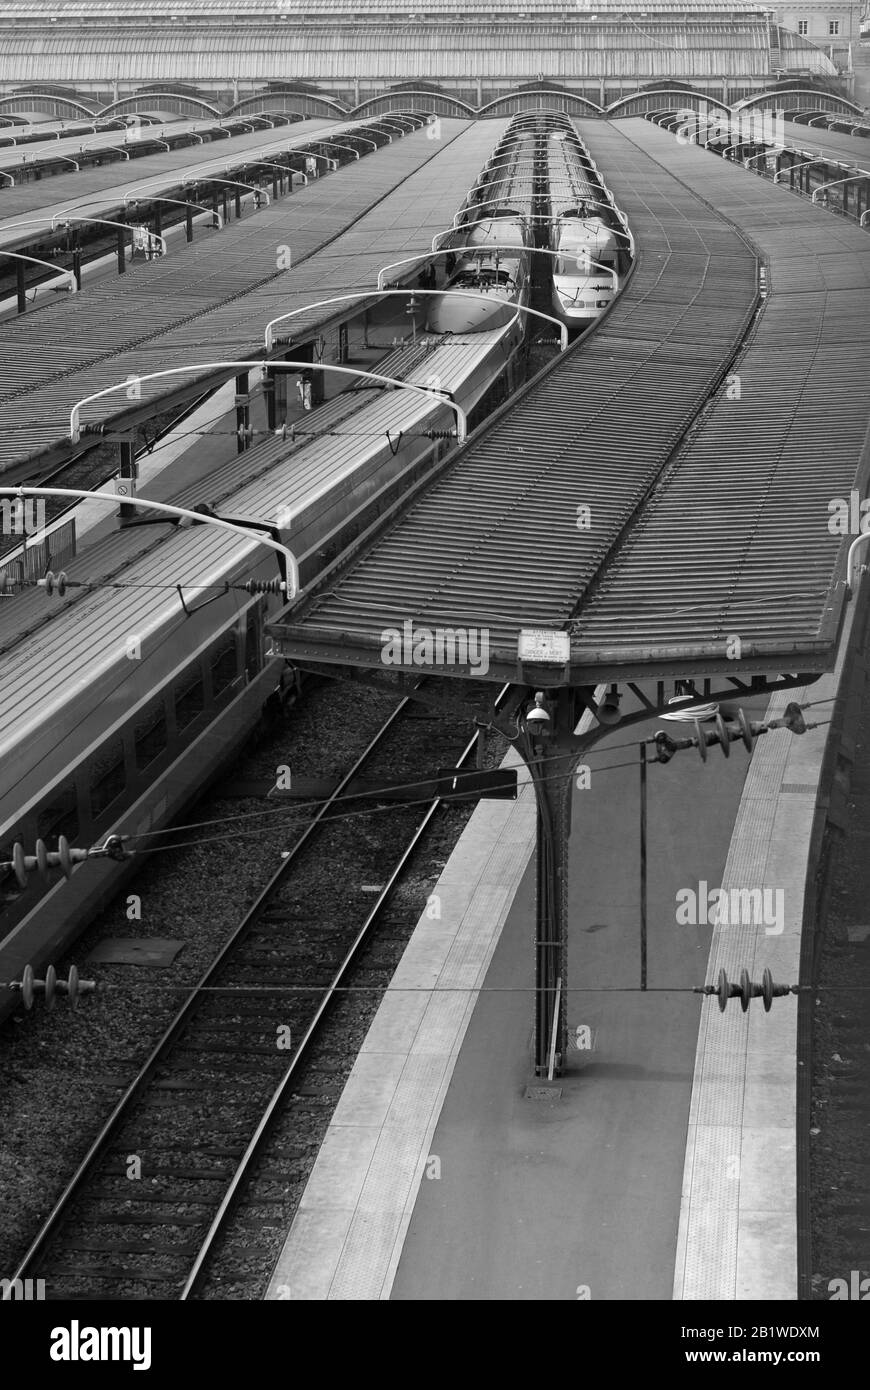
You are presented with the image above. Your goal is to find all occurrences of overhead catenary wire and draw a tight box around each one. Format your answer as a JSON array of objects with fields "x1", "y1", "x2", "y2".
[
  {"x1": 0, "y1": 985, "x2": 811, "y2": 996},
  {"x1": 3, "y1": 717, "x2": 829, "y2": 867}
]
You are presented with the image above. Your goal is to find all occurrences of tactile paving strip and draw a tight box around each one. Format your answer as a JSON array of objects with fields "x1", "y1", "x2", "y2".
[
  {"x1": 673, "y1": 649, "x2": 847, "y2": 1299},
  {"x1": 265, "y1": 748, "x2": 536, "y2": 1300}
]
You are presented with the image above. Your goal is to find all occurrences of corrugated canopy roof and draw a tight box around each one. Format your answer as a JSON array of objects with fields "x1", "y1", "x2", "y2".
[
  {"x1": 268, "y1": 118, "x2": 870, "y2": 685},
  {"x1": 0, "y1": 119, "x2": 509, "y2": 477},
  {"x1": 0, "y1": 1, "x2": 771, "y2": 17},
  {"x1": 0, "y1": 25, "x2": 773, "y2": 85}
]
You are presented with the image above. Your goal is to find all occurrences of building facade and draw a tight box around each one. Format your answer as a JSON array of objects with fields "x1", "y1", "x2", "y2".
[{"x1": 769, "y1": 1, "x2": 861, "y2": 70}]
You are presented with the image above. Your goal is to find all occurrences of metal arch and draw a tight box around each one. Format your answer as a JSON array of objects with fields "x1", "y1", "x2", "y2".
[
  {"x1": 377, "y1": 245, "x2": 620, "y2": 295},
  {"x1": 288, "y1": 138, "x2": 362, "y2": 162},
  {"x1": 97, "y1": 93, "x2": 223, "y2": 119},
  {"x1": 351, "y1": 91, "x2": 473, "y2": 118},
  {"x1": 76, "y1": 140, "x2": 131, "y2": 162},
  {"x1": 435, "y1": 211, "x2": 633, "y2": 253},
  {"x1": 773, "y1": 155, "x2": 826, "y2": 184},
  {"x1": 121, "y1": 192, "x2": 223, "y2": 228},
  {"x1": 0, "y1": 92, "x2": 96, "y2": 118},
  {"x1": 484, "y1": 91, "x2": 604, "y2": 118},
  {"x1": 5, "y1": 150, "x2": 80, "y2": 176},
  {"x1": 0, "y1": 486, "x2": 299, "y2": 599},
  {"x1": 232, "y1": 157, "x2": 304, "y2": 183},
  {"x1": 812, "y1": 171, "x2": 870, "y2": 203},
  {"x1": 734, "y1": 88, "x2": 864, "y2": 119},
  {"x1": 263, "y1": 288, "x2": 570, "y2": 353},
  {"x1": 316, "y1": 140, "x2": 362, "y2": 160},
  {"x1": 479, "y1": 91, "x2": 604, "y2": 118},
  {"x1": 744, "y1": 147, "x2": 783, "y2": 171},
  {"x1": 288, "y1": 147, "x2": 332, "y2": 168},
  {"x1": 68, "y1": 360, "x2": 468, "y2": 447},
  {"x1": 229, "y1": 91, "x2": 348, "y2": 118},
  {"x1": 0, "y1": 249, "x2": 76, "y2": 296},
  {"x1": 0, "y1": 214, "x2": 168, "y2": 259},
  {"x1": 606, "y1": 89, "x2": 730, "y2": 118},
  {"x1": 479, "y1": 148, "x2": 539, "y2": 171},
  {"x1": 333, "y1": 133, "x2": 378, "y2": 153},
  {"x1": 193, "y1": 174, "x2": 271, "y2": 206},
  {"x1": 53, "y1": 213, "x2": 168, "y2": 256},
  {"x1": 364, "y1": 118, "x2": 411, "y2": 140},
  {"x1": 374, "y1": 113, "x2": 421, "y2": 130}
]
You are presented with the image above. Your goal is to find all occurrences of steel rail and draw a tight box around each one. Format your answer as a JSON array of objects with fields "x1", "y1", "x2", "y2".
[
  {"x1": 2, "y1": 685, "x2": 420, "y2": 1293},
  {"x1": 182, "y1": 680, "x2": 512, "y2": 1299},
  {"x1": 4, "y1": 677, "x2": 505, "y2": 1297}
]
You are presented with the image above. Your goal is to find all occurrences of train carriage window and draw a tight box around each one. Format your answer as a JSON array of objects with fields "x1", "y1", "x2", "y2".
[
  {"x1": 90, "y1": 740, "x2": 126, "y2": 821},
  {"x1": 36, "y1": 783, "x2": 80, "y2": 848},
  {"x1": 175, "y1": 671, "x2": 205, "y2": 730},
  {"x1": 210, "y1": 634, "x2": 239, "y2": 699},
  {"x1": 134, "y1": 701, "x2": 168, "y2": 771}
]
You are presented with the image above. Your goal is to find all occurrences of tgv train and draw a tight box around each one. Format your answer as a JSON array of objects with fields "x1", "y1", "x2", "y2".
[
  {"x1": 547, "y1": 130, "x2": 623, "y2": 327},
  {"x1": 426, "y1": 126, "x2": 535, "y2": 335},
  {"x1": 0, "y1": 319, "x2": 527, "y2": 1025},
  {"x1": 551, "y1": 214, "x2": 620, "y2": 324},
  {"x1": 426, "y1": 211, "x2": 531, "y2": 334}
]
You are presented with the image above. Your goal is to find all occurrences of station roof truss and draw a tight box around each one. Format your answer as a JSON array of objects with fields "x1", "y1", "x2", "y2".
[{"x1": 0, "y1": 1, "x2": 791, "y2": 86}]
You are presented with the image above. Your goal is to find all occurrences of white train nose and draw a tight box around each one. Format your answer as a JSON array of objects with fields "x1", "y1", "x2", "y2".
[{"x1": 427, "y1": 294, "x2": 515, "y2": 334}]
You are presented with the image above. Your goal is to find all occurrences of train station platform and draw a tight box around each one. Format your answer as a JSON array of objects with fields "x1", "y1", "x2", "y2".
[
  {"x1": 265, "y1": 119, "x2": 870, "y2": 1299},
  {"x1": 0, "y1": 116, "x2": 503, "y2": 479},
  {"x1": 265, "y1": 663, "x2": 842, "y2": 1299}
]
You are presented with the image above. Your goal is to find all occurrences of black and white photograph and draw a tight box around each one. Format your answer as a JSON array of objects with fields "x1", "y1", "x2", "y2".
[{"x1": 0, "y1": 0, "x2": 868, "y2": 1358}]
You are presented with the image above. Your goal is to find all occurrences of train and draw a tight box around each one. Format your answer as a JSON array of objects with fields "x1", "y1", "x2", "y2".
[
  {"x1": 427, "y1": 117, "x2": 630, "y2": 337},
  {"x1": 1, "y1": 110, "x2": 614, "y2": 1025},
  {"x1": 551, "y1": 213, "x2": 620, "y2": 324},
  {"x1": 0, "y1": 263, "x2": 530, "y2": 1027},
  {"x1": 426, "y1": 211, "x2": 531, "y2": 334},
  {"x1": 546, "y1": 128, "x2": 624, "y2": 328},
  {"x1": 426, "y1": 125, "x2": 535, "y2": 335}
]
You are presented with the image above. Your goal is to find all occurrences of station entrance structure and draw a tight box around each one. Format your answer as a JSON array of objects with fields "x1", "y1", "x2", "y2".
[{"x1": 269, "y1": 116, "x2": 870, "y2": 1077}]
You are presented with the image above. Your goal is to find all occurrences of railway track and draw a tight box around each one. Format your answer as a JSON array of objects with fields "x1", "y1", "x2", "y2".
[{"x1": 4, "y1": 679, "x2": 508, "y2": 1300}]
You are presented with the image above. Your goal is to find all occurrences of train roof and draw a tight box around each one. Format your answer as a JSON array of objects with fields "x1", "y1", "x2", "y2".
[
  {"x1": 0, "y1": 330, "x2": 512, "y2": 767},
  {"x1": 554, "y1": 215, "x2": 618, "y2": 248}
]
